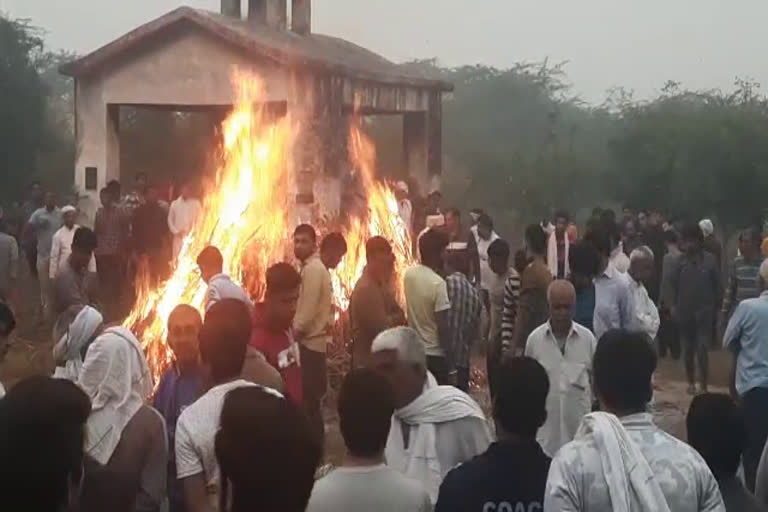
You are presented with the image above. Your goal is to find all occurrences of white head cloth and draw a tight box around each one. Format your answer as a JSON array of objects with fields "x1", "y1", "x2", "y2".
[
  {"x1": 78, "y1": 326, "x2": 153, "y2": 464},
  {"x1": 575, "y1": 412, "x2": 671, "y2": 512},
  {"x1": 52, "y1": 306, "x2": 103, "y2": 382}
]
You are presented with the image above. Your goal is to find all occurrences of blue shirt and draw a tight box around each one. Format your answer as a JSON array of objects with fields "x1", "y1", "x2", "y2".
[
  {"x1": 574, "y1": 284, "x2": 596, "y2": 333},
  {"x1": 723, "y1": 291, "x2": 768, "y2": 396},
  {"x1": 153, "y1": 365, "x2": 203, "y2": 510},
  {"x1": 593, "y1": 262, "x2": 636, "y2": 340},
  {"x1": 28, "y1": 207, "x2": 62, "y2": 259}
]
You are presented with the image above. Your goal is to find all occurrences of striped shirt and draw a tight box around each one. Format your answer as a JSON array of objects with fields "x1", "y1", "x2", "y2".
[
  {"x1": 486, "y1": 268, "x2": 521, "y2": 351},
  {"x1": 446, "y1": 272, "x2": 482, "y2": 370},
  {"x1": 723, "y1": 255, "x2": 763, "y2": 317}
]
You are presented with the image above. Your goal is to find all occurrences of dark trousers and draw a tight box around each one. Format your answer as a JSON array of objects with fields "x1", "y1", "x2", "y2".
[
  {"x1": 679, "y1": 311, "x2": 712, "y2": 388},
  {"x1": 25, "y1": 245, "x2": 37, "y2": 278},
  {"x1": 427, "y1": 355, "x2": 450, "y2": 385},
  {"x1": 300, "y1": 345, "x2": 327, "y2": 443},
  {"x1": 658, "y1": 308, "x2": 681, "y2": 359},
  {"x1": 456, "y1": 366, "x2": 470, "y2": 392},
  {"x1": 96, "y1": 254, "x2": 126, "y2": 321},
  {"x1": 742, "y1": 387, "x2": 768, "y2": 492}
]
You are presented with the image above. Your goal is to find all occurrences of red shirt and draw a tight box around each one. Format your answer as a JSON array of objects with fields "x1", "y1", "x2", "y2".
[{"x1": 250, "y1": 305, "x2": 303, "y2": 406}]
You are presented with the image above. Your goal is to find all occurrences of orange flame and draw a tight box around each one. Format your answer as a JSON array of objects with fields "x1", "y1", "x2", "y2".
[
  {"x1": 125, "y1": 72, "x2": 296, "y2": 381},
  {"x1": 127, "y1": 74, "x2": 414, "y2": 384},
  {"x1": 331, "y1": 111, "x2": 415, "y2": 310}
]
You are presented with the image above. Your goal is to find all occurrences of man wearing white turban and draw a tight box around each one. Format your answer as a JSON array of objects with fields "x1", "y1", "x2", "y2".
[{"x1": 49, "y1": 205, "x2": 96, "y2": 279}]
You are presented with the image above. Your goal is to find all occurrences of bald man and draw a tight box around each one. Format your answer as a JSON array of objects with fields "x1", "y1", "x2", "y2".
[{"x1": 524, "y1": 280, "x2": 597, "y2": 457}]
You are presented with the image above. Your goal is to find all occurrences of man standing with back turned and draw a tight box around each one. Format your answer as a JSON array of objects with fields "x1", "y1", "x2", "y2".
[{"x1": 723, "y1": 259, "x2": 768, "y2": 492}]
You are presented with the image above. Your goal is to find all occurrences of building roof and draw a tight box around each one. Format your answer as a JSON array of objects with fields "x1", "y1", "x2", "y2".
[{"x1": 60, "y1": 6, "x2": 452, "y2": 91}]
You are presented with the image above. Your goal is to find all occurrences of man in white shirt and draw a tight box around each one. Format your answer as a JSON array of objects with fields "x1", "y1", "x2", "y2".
[
  {"x1": 544, "y1": 329, "x2": 724, "y2": 512},
  {"x1": 370, "y1": 326, "x2": 492, "y2": 504},
  {"x1": 175, "y1": 299, "x2": 263, "y2": 512},
  {"x1": 49, "y1": 205, "x2": 96, "y2": 279},
  {"x1": 307, "y1": 368, "x2": 431, "y2": 512},
  {"x1": 395, "y1": 181, "x2": 413, "y2": 233},
  {"x1": 629, "y1": 246, "x2": 661, "y2": 342},
  {"x1": 168, "y1": 182, "x2": 202, "y2": 260},
  {"x1": 196, "y1": 245, "x2": 252, "y2": 314},
  {"x1": 472, "y1": 214, "x2": 500, "y2": 297},
  {"x1": 404, "y1": 229, "x2": 453, "y2": 384},
  {"x1": 525, "y1": 280, "x2": 596, "y2": 457}
]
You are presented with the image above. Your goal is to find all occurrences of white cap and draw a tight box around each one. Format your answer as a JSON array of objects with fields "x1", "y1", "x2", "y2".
[
  {"x1": 760, "y1": 259, "x2": 768, "y2": 282},
  {"x1": 61, "y1": 205, "x2": 77, "y2": 215},
  {"x1": 699, "y1": 219, "x2": 714, "y2": 237}
]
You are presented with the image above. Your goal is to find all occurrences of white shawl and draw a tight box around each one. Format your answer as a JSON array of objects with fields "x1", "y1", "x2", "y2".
[
  {"x1": 547, "y1": 230, "x2": 569, "y2": 278},
  {"x1": 576, "y1": 412, "x2": 671, "y2": 512},
  {"x1": 78, "y1": 326, "x2": 153, "y2": 465},
  {"x1": 53, "y1": 306, "x2": 103, "y2": 382},
  {"x1": 385, "y1": 373, "x2": 487, "y2": 502}
]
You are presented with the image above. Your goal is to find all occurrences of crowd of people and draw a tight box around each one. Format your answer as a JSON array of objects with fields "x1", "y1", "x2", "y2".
[{"x1": 3, "y1": 177, "x2": 768, "y2": 512}]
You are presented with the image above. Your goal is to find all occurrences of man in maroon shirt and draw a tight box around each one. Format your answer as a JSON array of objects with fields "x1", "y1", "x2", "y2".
[{"x1": 250, "y1": 262, "x2": 304, "y2": 406}]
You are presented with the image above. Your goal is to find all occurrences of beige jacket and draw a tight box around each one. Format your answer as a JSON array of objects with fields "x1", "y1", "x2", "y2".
[{"x1": 294, "y1": 254, "x2": 333, "y2": 353}]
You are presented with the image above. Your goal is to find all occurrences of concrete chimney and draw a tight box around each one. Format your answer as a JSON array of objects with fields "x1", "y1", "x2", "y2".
[
  {"x1": 291, "y1": 0, "x2": 311, "y2": 35},
  {"x1": 248, "y1": 0, "x2": 287, "y2": 30},
  {"x1": 221, "y1": 0, "x2": 241, "y2": 18}
]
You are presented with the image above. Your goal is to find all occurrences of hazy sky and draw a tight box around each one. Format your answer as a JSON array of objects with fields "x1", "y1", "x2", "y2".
[{"x1": 2, "y1": 0, "x2": 767, "y2": 103}]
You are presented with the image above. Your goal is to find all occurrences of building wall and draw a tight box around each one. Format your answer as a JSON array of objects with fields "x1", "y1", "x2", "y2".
[{"x1": 74, "y1": 28, "x2": 290, "y2": 220}]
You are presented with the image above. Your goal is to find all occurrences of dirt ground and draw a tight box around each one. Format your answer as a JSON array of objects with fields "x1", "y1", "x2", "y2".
[{"x1": 0, "y1": 267, "x2": 729, "y2": 466}]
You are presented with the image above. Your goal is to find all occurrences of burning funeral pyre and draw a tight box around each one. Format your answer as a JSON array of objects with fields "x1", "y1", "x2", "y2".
[{"x1": 124, "y1": 72, "x2": 415, "y2": 384}]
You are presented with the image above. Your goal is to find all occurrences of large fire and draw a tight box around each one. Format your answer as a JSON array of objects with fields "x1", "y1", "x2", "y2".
[{"x1": 126, "y1": 73, "x2": 413, "y2": 383}]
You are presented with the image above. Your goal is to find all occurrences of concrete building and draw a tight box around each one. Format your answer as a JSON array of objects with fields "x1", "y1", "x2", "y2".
[{"x1": 61, "y1": 0, "x2": 452, "y2": 222}]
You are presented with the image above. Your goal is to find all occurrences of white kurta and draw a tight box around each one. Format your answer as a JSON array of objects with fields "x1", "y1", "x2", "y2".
[
  {"x1": 629, "y1": 276, "x2": 660, "y2": 341},
  {"x1": 49, "y1": 225, "x2": 97, "y2": 279},
  {"x1": 472, "y1": 226, "x2": 500, "y2": 291},
  {"x1": 168, "y1": 197, "x2": 202, "y2": 259},
  {"x1": 525, "y1": 321, "x2": 596, "y2": 457}
]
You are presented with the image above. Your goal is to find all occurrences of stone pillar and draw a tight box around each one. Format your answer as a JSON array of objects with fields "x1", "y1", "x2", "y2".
[
  {"x1": 427, "y1": 91, "x2": 442, "y2": 182},
  {"x1": 402, "y1": 111, "x2": 428, "y2": 193},
  {"x1": 73, "y1": 78, "x2": 121, "y2": 224},
  {"x1": 292, "y1": 74, "x2": 346, "y2": 225}
]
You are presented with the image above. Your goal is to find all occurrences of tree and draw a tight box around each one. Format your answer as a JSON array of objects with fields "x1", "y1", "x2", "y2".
[{"x1": 0, "y1": 16, "x2": 48, "y2": 203}]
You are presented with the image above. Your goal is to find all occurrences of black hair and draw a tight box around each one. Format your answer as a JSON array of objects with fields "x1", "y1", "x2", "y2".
[
  {"x1": 199, "y1": 299, "x2": 251, "y2": 382},
  {"x1": 740, "y1": 227, "x2": 762, "y2": 247},
  {"x1": 663, "y1": 229, "x2": 678, "y2": 245},
  {"x1": 444, "y1": 207, "x2": 461, "y2": 218},
  {"x1": 106, "y1": 179, "x2": 121, "y2": 199},
  {"x1": 365, "y1": 236, "x2": 392, "y2": 258},
  {"x1": 513, "y1": 249, "x2": 529, "y2": 274},
  {"x1": 594, "y1": 329, "x2": 656, "y2": 413},
  {"x1": 488, "y1": 238, "x2": 511, "y2": 261},
  {"x1": 600, "y1": 209, "x2": 617, "y2": 224},
  {"x1": 320, "y1": 232, "x2": 347, "y2": 256},
  {"x1": 293, "y1": 224, "x2": 317, "y2": 243},
  {"x1": 477, "y1": 213, "x2": 494, "y2": 229},
  {"x1": 568, "y1": 241, "x2": 601, "y2": 278},
  {"x1": 524, "y1": 224, "x2": 547, "y2": 255},
  {"x1": 493, "y1": 356, "x2": 549, "y2": 437},
  {"x1": 419, "y1": 228, "x2": 449, "y2": 268},
  {"x1": 445, "y1": 248, "x2": 470, "y2": 276},
  {"x1": 338, "y1": 368, "x2": 395, "y2": 458},
  {"x1": 0, "y1": 302, "x2": 16, "y2": 336},
  {"x1": 265, "y1": 263, "x2": 301, "y2": 297},
  {"x1": 554, "y1": 210, "x2": 570, "y2": 222},
  {"x1": 197, "y1": 246, "x2": 224, "y2": 272},
  {"x1": 0, "y1": 376, "x2": 91, "y2": 512},
  {"x1": 216, "y1": 386, "x2": 321, "y2": 512},
  {"x1": 687, "y1": 393, "x2": 744, "y2": 479},
  {"x1": 72, "y1": 227, "x2": 97, "y2": 253},
  {"x1": 680, "y1": 222, "x2": 704, "y2": 243},
  {"x1": 584, "y1": 225, "x2": 612, "y2": 258}
]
